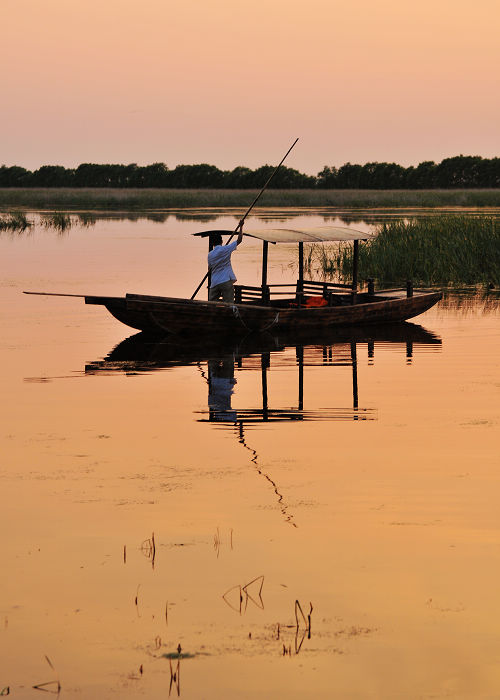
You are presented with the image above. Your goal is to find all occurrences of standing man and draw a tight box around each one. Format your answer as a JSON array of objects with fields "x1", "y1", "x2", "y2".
[{"x1": 208, "y1": 222, "x2": 244, "y2": 302}]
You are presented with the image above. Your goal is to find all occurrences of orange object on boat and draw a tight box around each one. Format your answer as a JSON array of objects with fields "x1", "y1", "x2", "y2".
[{"x1": 304, "y1": 296, "x2": 328, "y2": 308}]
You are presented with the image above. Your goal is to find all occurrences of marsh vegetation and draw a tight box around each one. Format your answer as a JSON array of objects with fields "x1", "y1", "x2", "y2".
[
  {"x1": 1, "y1": 187, "x2": 500, "y2": 210},
  {"x1": 0, "y1": 211, "x2": 31, "y2": 231},
  {"x1": 308, "y1": 216, "x2": 500, "y2": 286},
  {"x1": 40, "y1": 212, "x2": 73, "y2": 231}
]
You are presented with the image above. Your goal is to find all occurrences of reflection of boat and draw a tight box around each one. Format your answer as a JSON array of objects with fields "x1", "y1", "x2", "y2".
[
  {"x1": 85, "y1": 322, "x2": 441, "y2": 424},
  {"x1": 26, "y1": 227, "x2": 442, "y2": 335},
  {"x1": 85, "y1": 322, "x2": 441, "y2": 374}
]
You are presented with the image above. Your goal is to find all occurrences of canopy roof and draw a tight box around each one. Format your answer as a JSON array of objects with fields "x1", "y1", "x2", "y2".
[
  {"x1": 194, "y1": 226, "x2": 369, "y2": 243},
  {"x1": 244, "y1": 226, "x2": 369, "y2": 243}
]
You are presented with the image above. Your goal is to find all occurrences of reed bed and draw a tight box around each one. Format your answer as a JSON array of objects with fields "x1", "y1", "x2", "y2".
[
  {"x1": 314, "y1": 216, "x2": 500, "y2": 286},
  {"x1": 1, "y1": 187, "x2": 500, "y2": 210},
  {"x1": 0, "y1": 211, "x2": 31, "y2": 231},
  {"x1": 40, "y1": 212, "x2": 73, "y2": 231}
]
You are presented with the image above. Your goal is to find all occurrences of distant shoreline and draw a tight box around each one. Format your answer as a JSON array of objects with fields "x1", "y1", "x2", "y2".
[{"x1": 1, "y1": 188, "x2": 500, "y2": 211}]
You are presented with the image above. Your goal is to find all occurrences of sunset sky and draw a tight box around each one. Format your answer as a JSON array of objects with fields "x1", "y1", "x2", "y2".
[{"x1": 1, "y1": 0, "x2": 499, "y2": 174}]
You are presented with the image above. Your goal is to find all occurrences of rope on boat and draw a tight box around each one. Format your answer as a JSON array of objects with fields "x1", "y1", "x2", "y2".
[
  {"x1": 261, "y1": 312, "x2": 280, "y2": 331},
  {"x1": 231, "y1": 307, "x2": 280, "y2": 332},
  {"x1": 231, "y1": 305, "x2": 251, "y2": 330}
]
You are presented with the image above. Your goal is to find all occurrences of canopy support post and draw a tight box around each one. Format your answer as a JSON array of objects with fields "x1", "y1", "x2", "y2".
[
  {"x1": 297, "y1": 242, "x2": 304, "y2": 305},
  {"x1": 351, "y1": 240, "x2": 359, "y2": 304},
  {"x1": 207, "y1": 234, "x2": 217, "y2": 299},
  {"x1": 262, "y1": 240, "x2": 269, "y2": 303}
]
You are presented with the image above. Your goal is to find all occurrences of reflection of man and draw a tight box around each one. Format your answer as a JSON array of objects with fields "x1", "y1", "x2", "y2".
[
  {"x1": 208, "y1": 223, "x2": 244, "y2": 302},
  {"x1": 208, "y1": 357, "x2": 237, "y2": 422}
]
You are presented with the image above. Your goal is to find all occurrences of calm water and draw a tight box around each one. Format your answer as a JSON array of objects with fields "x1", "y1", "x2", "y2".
[{"x1": 1, "y1": 210, "x2": 499, "y2": 699}]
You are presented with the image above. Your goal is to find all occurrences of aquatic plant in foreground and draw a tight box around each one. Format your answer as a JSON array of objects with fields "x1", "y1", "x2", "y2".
[{"x1": 311, "y1": 216, "x2": 500, "y2": 287}]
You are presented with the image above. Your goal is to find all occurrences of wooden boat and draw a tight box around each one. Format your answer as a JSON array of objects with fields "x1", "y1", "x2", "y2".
[
  {"x1": 86, "y1": 226, "x2": 441, "y2": 335},
  {"x1": 25, "y1": 226, "x2": 442, "y2": 336}
]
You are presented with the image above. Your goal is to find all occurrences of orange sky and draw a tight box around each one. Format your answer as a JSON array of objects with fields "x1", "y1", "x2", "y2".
[{"x1": 1, "y1": 0, "x2": 499, "y2": 174}]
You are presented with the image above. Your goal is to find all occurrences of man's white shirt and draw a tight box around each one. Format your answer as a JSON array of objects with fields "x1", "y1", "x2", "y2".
[{"x1": 208, "y1": 242, "x2": 238, "y2": 287}]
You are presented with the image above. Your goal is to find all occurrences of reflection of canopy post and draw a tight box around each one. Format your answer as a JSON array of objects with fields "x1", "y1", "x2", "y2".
[
  {"x1": 296, "y1": 346, "x2": 304, "y2": 410},
  {"x1": 350, "y1": 342, "x2": 358, "y2": 410}
]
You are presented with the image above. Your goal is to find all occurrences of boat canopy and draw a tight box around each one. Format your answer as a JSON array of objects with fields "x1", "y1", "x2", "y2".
[{"x1": 194, "y1": 226, "x2": 370, "y2": 243}]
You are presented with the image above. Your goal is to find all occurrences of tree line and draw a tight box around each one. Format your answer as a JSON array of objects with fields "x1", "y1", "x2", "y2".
[{"x1": 0, "y1": 156, "x2": 499, "y2": 189}]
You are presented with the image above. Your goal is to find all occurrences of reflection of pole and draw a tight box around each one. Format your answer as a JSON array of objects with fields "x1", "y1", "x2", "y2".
[
  {"x1": 296, "y1": 346, "x2": 304, "y2": 410},
  {"x1": 261, "y1": 353, "x2": 269, "y2": 421},
  {"x1": 406, "y1": 341, "x2": 413, "y2": 361},
  {"x1": 237, "y1": 419, "x2": 297, "y2": 527},
  {"x1": 350, "y1": 342, "x2": 358, "y2": 410},
  {"x1": 368, "y1": 340, "x2": 374, "y2": 359}
]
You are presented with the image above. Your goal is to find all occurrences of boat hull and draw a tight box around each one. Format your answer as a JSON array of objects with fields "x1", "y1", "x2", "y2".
[{"x1": 85, "y1": 290, "x2": 442, "y2": 336}]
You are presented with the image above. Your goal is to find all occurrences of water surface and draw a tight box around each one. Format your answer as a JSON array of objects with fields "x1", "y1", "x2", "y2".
[{"x1": 1, "y1": 210, "x2": 499, "y2": 699}]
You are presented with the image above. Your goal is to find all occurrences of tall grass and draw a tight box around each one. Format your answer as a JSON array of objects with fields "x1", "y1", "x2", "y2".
[
  {"x1": 1, "y1": 187, "x2": 500, "y2": 210},
  {"x1": 312, "y1": 216, "x2": 500, "y2": 286},
  {"x1": 0, "y1": 211, "x2": 32, "y2": 231},
  {"x1": 40, "y1": 212, "x2": 73, "y2": 231}
]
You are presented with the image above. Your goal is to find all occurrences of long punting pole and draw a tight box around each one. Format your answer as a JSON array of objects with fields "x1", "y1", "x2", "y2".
[
  {"x1": 190, "y1": 138, "x2": 299, "y2": 300},
  {"x1": 23, "y1": 291, "x2": 87, "y2": 297}
]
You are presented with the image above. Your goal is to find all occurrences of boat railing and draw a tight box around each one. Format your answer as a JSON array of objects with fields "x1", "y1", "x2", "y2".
[
  {"x1": 234, "y1": 284, "x2": 271, "y2": 304},
  {"x1": 234, "y1": 279, "x2": 358, "y2": 306}
]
